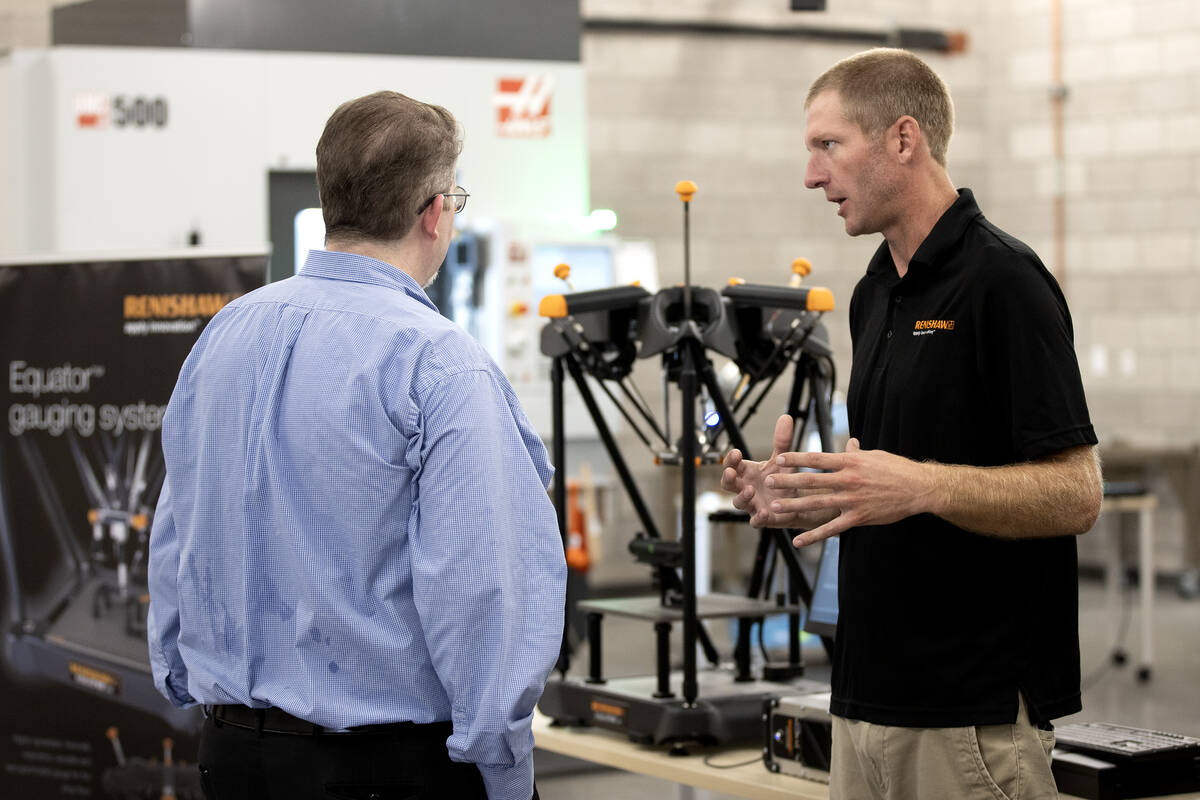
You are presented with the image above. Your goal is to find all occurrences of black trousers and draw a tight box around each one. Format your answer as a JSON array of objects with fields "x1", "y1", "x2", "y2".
[{"x1": 197, "y1": 712, "x2": 500, "y2": 800}]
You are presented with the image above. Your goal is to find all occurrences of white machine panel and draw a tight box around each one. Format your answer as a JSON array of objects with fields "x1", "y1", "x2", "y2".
[{"x1": 0, "y1": 47, "x2": 589, "y2": 258}]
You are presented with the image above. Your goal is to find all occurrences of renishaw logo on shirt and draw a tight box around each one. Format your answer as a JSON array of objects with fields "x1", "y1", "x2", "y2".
[
  {"x1": 913, "y1": 319, "x2": 956, "y2": 337},
  {"x1": 122, "y1": 292, "x2": 238, "y2": 336}
]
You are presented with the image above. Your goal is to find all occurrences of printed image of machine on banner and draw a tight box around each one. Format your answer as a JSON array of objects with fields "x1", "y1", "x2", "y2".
[{"x1": 0, "y1": 251, "x2": 265, "y2": 798}]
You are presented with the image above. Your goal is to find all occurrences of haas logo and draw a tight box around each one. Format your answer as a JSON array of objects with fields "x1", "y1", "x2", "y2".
[{"x1": 494, "y1": 76, "x2": 553, "y2": 138}]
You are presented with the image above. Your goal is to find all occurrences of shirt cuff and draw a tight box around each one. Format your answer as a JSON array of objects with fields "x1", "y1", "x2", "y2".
[
  {"x1": 477, "y1": 752, "x2": 534, "y2": 800},
  {"x1": 153, "y1": 663, "x2": 197, "y2": 708}
]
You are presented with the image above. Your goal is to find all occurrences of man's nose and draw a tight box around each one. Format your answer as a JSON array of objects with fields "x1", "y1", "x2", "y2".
[{"x1": 804, "y1": 157, "x2": 826, "y2": 190}]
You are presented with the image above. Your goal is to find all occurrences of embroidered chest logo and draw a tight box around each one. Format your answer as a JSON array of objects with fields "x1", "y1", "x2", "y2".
[{"x1": 913, "y1": 319, "x2": 955, "y2": 336}]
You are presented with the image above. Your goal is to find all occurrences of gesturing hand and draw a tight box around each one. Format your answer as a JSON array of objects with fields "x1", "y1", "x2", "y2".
[
  {"x1": 720, "y1": 415, "x2": 809, "y2": 529},
  {"x1": 764, "y1": 438, "x2": 934, "y2": 546}
]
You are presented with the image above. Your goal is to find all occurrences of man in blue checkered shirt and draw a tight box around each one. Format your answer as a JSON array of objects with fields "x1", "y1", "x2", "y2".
[{"x1": 148, "y1": 90, "x2": 565, "y2": 800}]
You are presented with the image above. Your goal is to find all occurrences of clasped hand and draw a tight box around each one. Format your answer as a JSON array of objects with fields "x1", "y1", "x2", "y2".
[{"x1": 720, "y1": 415, "x2": 932, "y2": 547}]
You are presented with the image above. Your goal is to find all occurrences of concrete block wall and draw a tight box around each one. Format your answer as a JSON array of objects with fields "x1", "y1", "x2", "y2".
[{"x1": 580, "y1": 0, "x2": 1199, "y2": 578}]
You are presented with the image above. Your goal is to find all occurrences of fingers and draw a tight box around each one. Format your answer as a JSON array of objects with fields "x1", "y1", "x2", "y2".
[
  {"x1": 723, "y1": 449, "x2": 742, "y2": 468},
  {"x1": 776, "y1": 451, "x2": 844, "y2": 471},
  {"x1": 846, "y1": 437, "x2": 861, "y2": 453},
  {"x1": 765, "y1": 471, "x2": 835, "y2": 491},
  {"x1": 720, "y1": 466, "x2": 739, "y2": 493},
  {"x1": 792, "y1": 519, "x2": 845, "y2": 547},
  {"x1": 771, "y1": 414, "x2": 794, "y2": 456},
  {"x1": 770, "y1": 492, "x2": 840, "y2": 516},
  {"x1": 730, "y1": 484, "x2": 755, "y2": 511}
]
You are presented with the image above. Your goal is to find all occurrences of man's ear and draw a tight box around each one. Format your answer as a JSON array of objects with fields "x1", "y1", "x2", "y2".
[
  {"x1": 892, "y1": 116, "x2": 921, "y2": 164},
  {"x1": 419, "y1": 194, "x2": 445, "y2": 238}
]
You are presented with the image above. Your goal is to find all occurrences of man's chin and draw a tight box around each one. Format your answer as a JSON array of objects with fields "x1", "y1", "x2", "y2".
[{"x1": 422, "y1": 269, "x2": 441, "y2": 289}]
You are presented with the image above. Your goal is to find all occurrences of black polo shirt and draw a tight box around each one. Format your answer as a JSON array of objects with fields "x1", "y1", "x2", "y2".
[{"x1": 832, "y1": 189, "x2": 1098, "y2": 727}]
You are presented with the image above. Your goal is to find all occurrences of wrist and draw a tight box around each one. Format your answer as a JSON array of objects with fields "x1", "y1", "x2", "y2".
[{"x1": 915, "y1": 460, "x2": 948, "y2": 518}]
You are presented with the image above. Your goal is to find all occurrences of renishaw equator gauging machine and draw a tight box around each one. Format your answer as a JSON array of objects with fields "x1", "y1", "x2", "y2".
[{"x1": 536, "y1": 181, "x2": 837, "y2": 746}]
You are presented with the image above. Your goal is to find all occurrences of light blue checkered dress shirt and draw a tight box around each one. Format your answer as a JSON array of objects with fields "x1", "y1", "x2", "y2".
[{"x1": 147, "y1": 249, "x2": 566, "y2": 800}]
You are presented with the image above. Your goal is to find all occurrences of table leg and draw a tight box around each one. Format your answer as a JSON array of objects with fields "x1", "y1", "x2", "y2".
[
  {"x1": 1137, "y1": 504, "x2": 1154, "y2": 682},
  {"x1": 1105, "y1": 517, "x2": 1126, "y2": 666}
]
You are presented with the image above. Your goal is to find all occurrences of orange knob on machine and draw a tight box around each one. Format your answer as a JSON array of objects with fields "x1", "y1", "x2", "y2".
[
  {"x1": 553, "y1": 262, "x2": 575, "y2": 292},
  {"x1": 790, "y1": 258, "x2": 812, "y2": 288}
]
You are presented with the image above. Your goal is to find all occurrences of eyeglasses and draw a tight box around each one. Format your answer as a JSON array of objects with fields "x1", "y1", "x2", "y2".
[{"x1": 417, "y1": 186, "x2": 469, "y2": 215}]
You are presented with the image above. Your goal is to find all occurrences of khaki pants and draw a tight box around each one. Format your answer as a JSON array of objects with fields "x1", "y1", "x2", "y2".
[{"x1": 830, "y1": 694, "x2": 1059, "y2": 800}]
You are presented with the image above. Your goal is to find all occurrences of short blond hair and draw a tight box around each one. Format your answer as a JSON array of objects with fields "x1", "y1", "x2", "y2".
[{"x1": 805, "y1": 48, "x2": 955, "y2": 166}]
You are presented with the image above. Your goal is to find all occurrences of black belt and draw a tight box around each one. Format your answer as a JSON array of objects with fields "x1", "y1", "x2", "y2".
[{"x1": 204, "y1": 705, "x2": 452, "y2": 738}]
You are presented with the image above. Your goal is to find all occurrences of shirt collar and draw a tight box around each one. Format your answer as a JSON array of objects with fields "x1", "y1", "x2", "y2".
[
  {"x1": 299, "y1": 249, "x2": 439, "y2": 312},
  {"x1": 865, "y1": 188, "x2": 983, "y2": 286}
]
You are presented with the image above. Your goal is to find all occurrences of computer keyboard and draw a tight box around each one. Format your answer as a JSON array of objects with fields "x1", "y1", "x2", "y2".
[{"x1": 1054, "y1": 722, "x2": 1200, "y2": 762}]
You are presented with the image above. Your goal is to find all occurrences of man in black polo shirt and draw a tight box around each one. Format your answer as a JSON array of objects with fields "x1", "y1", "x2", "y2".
[{"x1": 721, "y1": 49, "x2": 1102, "y2": 799}]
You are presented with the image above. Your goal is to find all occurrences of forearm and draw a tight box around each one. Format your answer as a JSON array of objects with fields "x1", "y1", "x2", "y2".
[{"x1": 923, "y1": 445, "x2": 1102, "y2": 538}]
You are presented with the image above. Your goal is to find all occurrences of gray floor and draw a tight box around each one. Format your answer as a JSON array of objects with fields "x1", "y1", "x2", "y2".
[{"x1": 534, "y1": 576, "x2": 1200, "y2": 799}]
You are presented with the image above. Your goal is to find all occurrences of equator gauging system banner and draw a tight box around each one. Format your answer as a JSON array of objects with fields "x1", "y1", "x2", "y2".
[{"x1": 0, "y1": 253, "x2": 264, "y2": 799}]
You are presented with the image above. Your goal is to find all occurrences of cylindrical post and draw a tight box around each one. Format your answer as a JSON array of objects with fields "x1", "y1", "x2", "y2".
[
  {"x1": 680, "y1": 341, "x2": 698, "y2": 705},
  {"x1": 552, "y1": 357, "x2": 567, "y2": 547},
  {"x1": 551, "y1": 357, "x2": 570, "y2": 677},
  {"x1": 654, "y1": 622, "x2": 674, "y2": 698},
  {"x1": 586, "y1": 612, "x2": 605, "y2": 684},
  {"x1": 682, "y1": 202, "x2": 692, "y2": 321},
  {"x1": 734, "y1": 618, "x2": 753, "y2": 682},
  {"x1": 674, "y1": 180, "x2": 697, "y2": 323},
  {"x1": 1138, "y1": 503, "x2": 1155, "y2": 679}
]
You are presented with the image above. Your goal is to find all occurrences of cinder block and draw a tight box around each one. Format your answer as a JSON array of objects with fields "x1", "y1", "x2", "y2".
[
  {"x1": 1138, "y1": 313, "x2": 1196, "y2": 350},
  {"x1": 1092, "y1": 314, "x2": 1141, "y2": 349},
  {"x1": 1086, "y1": 234, "x2": 1140, "y2": 274},
  {"x1": 1111, "y1": 116, "x2": 1164, "y2": 155},
  {"x1": 1067, "y1": 276, "x2": 1115, "y2": 314},
  {"x1": 1009, "y1": 123, "x2": 1054, "y2": 160},
  {"x1": 1164, "y1": 33, "x2": 1200, "y2": 75},
  {"x1": 1035, "y1": 159, "x2": 1085, "y2": 197},
  {"x1": 948, "y1": 127, "x2": 984, "y2": 164},
  {"x1": 1132, "y1": 76, "x2": 1192, "y2": 114},
  {"x1": 1010, "y1": 49, "x2": 1051, "y2": 87},
  {"x1": 1168, "y1": 355, "x2": 1200, "y2": 390},
  {"x1": 0, "y1": 10, "x2": 50, "y2": 48},
  {"x1": 1163, "y1": 113, "x2": 1200, "y2": 154},
  {"x1": 1139, "y1": 232, "x2": 1194, "y2": 271},
  {"x1": 740, "y1": 124, "x2": 798, "y2": 164},
  {"x1": 1066, "y1": 121, "x2": 1112, "y2": 157},
  {"x1": 613, "y1": 119, "x2": 686, "y2": 156},
  {"x1": 1066, "y1": 199, "x2": 1120, "y2": 235},
  {"x1": 1086, "y1": 388, "x2": 1146, "y2": 436},
  {"x1": 1136, "y1": 352, "x2": 1172, "y2": 386},
  {"x1": 1070, "y1": 45, "x2": 1113, "y2": 85},
  {"x1": 1133, "y1": 0, "x2": 1200, "y2": 36},
  {"x1": 1077, "y1": 4, "x2": 1137, "y2": 44},
  {"x1": 1089, "y1": 158, "x2": 1190, "y2": 196},
  {"x1": 679, "y1": 121, "x2": 742, "y2": 157},
  {"x1": 1109, "y1": 40, "x2": 1165, "y2": 78},
  {"x1": 1162, "y1": 275, "x2": 1200, "y2": 312},
  {"x1": 1139, "y1": 390, "x2": 1200, "y2": 432},
  {"x1": 582, "y1": 33, "x2": 688, "y2": 79}
]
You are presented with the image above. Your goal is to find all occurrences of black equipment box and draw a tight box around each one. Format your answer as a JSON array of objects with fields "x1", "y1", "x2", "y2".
[
  {"x1": 762, "y1": 691, "x2": 833, "y2": 783},
  {"x1": 1052, "y1": 722, "x2": 1200, "y2": 799}
]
